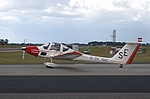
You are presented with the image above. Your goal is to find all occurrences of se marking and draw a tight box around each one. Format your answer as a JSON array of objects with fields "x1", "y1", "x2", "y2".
[{"x1": 118, "y1": 49, "x2": 128, "y2": 59}]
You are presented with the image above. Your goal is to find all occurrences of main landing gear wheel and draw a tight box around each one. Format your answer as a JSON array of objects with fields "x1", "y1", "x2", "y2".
[{"x1": 119, "y1": 64, "x2": 123, "y2": 68}]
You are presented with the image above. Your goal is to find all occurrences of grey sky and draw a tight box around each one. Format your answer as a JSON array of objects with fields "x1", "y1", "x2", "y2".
[{"x1": 0, "y1": 0, "x2": 150, "y2": 43}]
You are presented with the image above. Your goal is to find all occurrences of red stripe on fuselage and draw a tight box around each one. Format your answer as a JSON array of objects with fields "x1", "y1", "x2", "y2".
[
  {"x1": 72, "y1": 51, "x2": 82, "y2": 56},
  {"x1": 126, "y1": 44, "x2": 140, "y2": 64}
]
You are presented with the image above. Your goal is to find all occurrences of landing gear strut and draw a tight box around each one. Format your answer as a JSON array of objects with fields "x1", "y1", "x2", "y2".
[
  {"x1": 44, "y1": 58, "x2": 59, "y2": 69},
  {"x1": 119, "y1": 64, "x2": 123, "y2": 68}
]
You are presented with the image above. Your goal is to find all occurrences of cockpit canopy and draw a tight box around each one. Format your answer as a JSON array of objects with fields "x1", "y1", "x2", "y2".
[
  {"x1": 42, "y1": 43, "x2": 50, "y2": 50},
  {"x1": 42, "y1": 42, "x2": 69, "y2": 52}
]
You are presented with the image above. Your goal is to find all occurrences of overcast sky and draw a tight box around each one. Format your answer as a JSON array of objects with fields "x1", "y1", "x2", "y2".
[{"x1": 0, "y1": 0, "x2": 150, "y2": 43}]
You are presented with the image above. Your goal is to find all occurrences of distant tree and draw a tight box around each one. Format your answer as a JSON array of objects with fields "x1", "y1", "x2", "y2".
[{"x1": 88, "y1": 41, "x2": 100, "y2": 46}]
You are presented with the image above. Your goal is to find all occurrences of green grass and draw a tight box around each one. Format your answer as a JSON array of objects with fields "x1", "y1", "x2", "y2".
[
  {"x1": 80, "y1": 46, "x2": 113, "y2": 57},
  {"x1": 133, "y1": 46, "x2": 150, "y2": 62},
  {"x1": 0, "y1": 45, "x2": 150, "y2": 64},
  {"x1": 80, "y1": 46, "x2": 150, "y2": 63},
  {"x1": 0, "y1": 51, "x2": 78, "y2": 64}
]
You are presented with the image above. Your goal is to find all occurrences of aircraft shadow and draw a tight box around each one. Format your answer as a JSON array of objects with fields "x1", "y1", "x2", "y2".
[{"x1": 55, "y1": 65, "x2": 88, "y2": 72}]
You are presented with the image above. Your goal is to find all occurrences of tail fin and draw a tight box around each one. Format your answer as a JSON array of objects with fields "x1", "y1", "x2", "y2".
[{"x1": 111, "y1": 42, "x2": 141, "y2": 65}]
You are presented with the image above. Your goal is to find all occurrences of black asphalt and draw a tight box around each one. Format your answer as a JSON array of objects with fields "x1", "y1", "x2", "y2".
[{"x1": 0, "y1": 76, "x2": 150, "y2": 93}]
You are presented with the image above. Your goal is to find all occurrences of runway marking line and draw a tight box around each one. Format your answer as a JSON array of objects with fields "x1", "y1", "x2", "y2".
[
  {"x1": 74, "y1": 64, "x2": 86, "y2": 66},
  {"x1": 1, "y1": 74, "x2": 150, "y2": 77}
]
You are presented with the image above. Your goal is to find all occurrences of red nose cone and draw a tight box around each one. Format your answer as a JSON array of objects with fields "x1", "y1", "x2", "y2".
[{"x1": 26, "y1": 46, "x2": 40, "y2": 56}]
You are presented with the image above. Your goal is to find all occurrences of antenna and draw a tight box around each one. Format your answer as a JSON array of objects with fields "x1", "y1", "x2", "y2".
[{"x1": 111, "y1": 30, "x2": 116, "y2": 46}]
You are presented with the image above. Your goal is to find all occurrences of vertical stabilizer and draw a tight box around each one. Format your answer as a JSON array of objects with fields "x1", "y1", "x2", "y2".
[{"x1": 111, "y1": 42, "x2": 141, "y2": 64}]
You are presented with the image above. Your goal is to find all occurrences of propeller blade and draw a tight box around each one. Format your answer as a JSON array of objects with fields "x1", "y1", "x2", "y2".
[
  {"x1": 22, "y1": 50, "x2": 25, "y2": 60},
  {"x1": 21, "y1": 47, "x2": 26, "y2": 51},
  {"x1": 21, "y1": 39, "x2": 27, "y2": 60},
  {"x1": 21, "y1": 47, "x2": 26, "y2": 60}
]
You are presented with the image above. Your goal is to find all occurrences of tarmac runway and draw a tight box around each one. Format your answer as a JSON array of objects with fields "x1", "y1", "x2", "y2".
[
  {"x1": 0, "y1": 64, "x2": 150, "y2": 76},
  {"x1": 0, "y1": 64, "x2": 150, "y2": 99}
]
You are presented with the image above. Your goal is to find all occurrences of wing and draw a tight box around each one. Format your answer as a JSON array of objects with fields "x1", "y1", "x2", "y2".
[{"x1": 54, "y1": 51, "x2": 83, "y2": 60}]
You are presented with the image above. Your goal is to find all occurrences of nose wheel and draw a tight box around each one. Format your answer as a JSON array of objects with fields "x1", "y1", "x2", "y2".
[
  {"x1": 44, "y1": 62, "x2": 58, "y2": 68},
  {"x1": 44, "y1": 58, "x2": 59, "y2": 68},
  {"x1": 119, "y1": 64, "x2": 123, "y2": 68}
]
